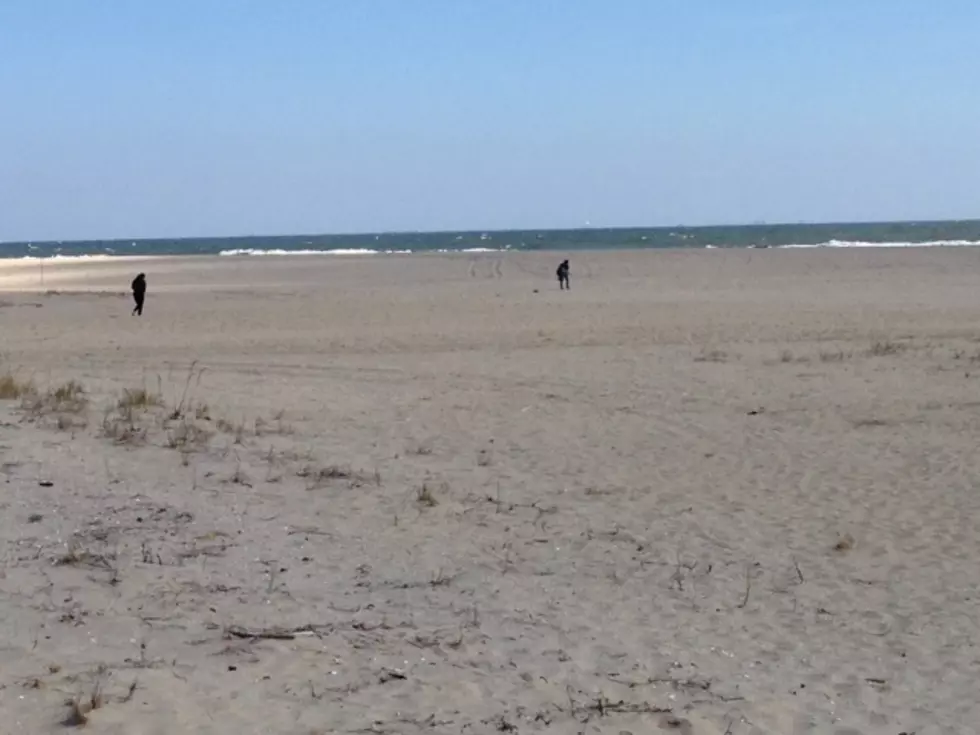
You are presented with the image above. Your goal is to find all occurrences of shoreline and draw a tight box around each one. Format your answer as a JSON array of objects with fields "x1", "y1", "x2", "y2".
[
  {"x1": 4, "y1": 244, "x2": 980, "y2": 294},
  {"x1": 2, "y1": 238, "x2": 980, "y2": 266}
]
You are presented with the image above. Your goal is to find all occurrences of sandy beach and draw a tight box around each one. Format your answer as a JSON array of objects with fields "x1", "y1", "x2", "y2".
[{"x1": 1, "y1": 247, "x2": 979, "y2": 734}]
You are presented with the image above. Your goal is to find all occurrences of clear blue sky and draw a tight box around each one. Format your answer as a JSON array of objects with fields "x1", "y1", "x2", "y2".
[{"x1": 2, "y1": 1, "x2": 978, "y2": 241}]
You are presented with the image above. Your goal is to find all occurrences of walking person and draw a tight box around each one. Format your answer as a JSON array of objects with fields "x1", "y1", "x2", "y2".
[
  {"x1": 131, "y1": 273, "x2": 146, "y2": 316},
  {"x1": 556, "y1": 259, "x2": 570, "y2": 290}
]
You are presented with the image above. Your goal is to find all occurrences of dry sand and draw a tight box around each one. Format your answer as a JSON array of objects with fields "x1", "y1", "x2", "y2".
[{"x1": 1, "y1": 248, "x2": 980, "y2": 734}]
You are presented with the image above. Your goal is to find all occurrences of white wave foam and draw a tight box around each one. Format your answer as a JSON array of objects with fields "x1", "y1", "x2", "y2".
[
  {"x1": 433, "y1": 247, "x2": 508, "y2": 254},
  {"x1": 219, "y1": 248, "x2": 403, "y2": 256},
  {"x1": 780, "y1": 239, "x2": 980, "y2": 249},
  {"x1": 16, "y1": 254, "x2": 117, "y2": 262}
]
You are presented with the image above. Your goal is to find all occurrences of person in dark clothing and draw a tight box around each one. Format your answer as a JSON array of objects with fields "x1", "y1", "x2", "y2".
[
  {"x1": 556, "y1": 259, "x2": 570, "y2": 290},
  {"x1": 131, "y1": 273, "x2": 146, "y2": 316}
]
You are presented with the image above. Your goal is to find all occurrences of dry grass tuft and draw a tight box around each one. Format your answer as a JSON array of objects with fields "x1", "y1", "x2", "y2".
[
  {"x1": 101, "y1": 406, "x2": 148, "y2": 445},
  {"x1": 299, "y1": 463, "x2": 351, "y2": 481},
  {"x1": 777, "y1": 349, "x2": 810, "y2": 364},
  {"x1": 166, "y1": 419, "x2": 212, "y2": 451},
  {"x1": 429, "y1": 568, "x2": 454, "y2": 587},
  {"x1": 0, "y1": 371, "x2": 37, "y2": 400},
  {"x1": 54, "y1": 539, "x2": 117, "y2": 571},
  {"x1": 819, "y1": 349, "x2": 848, "y2": 363},
  {"x1": 416, "y1": 483, "x2": 439, "y2": 508},
  {"x1": 215, "y1": 417, "x2": 247, "y2": 444},
  {"x1": 55, "y1": 414, "x2": 86, "y2": 431},
  {"x1": 694, "y1": 349, "x2": 728, "y2": 363},
  {"x1": 166, "y1": 361, "x2": 206, "y2": 420},
  {"x1": 408, "y1": 439, "x2": 435, "y2": 456},
  {"x1": 118, "y1": 387, "x2": 162, "y2": 410},
  {"x1": 50, "y1": 380, "x2": 86, "y2": 406},
  {"x1": 63, "y1": 672, "x2": 106, "y2": 727},
  {"x1": 852, "y1": 418, "x2": 889, "y2": 428},
  {"x1": 867, "y1": 340, "x2": 906, "y2": 357},
  {"x1": 255, "y1": 414, "x2": 294, "y2": 436},
  {"x1": 298, "y1": 463, "x2": 377, "y2": 489},
  {"x1": 228, "y1": 465, "x2": 252, "y2": 487},
  {"x1": 20, "y1": 380, "x2": 87, "y2": 426},
  {"x1": 951, "y1": 347, "x2": 980, "y2": 363}
]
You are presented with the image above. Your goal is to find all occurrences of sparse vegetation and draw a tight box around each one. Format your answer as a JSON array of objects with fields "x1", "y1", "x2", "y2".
[
  {"x1": 264, "y1": 446, "x2": 282, "y2": 482},
  {"x1": 54, "y1": 536, "x2": 117, "y2": 572},
  {"x1": 228, "y1": 464, "x2": 252, "y2": 486},
  {"x1": 409, "y1": 439, "x2": 435, "y2": 456},
  {"x1": 852, "y1": 418, "x2": 888, "y2": 428},
  {"x1": 951, "y1": 347, "x2": 980, "y2": 363},
  {"x1": 50, "y1": 380, "x2": 86, "y2": 406},
  {"x1": 298, "y1": 463, "x2": 378, "y2": 489},
  {"x1": 255, "y1": 413, "x2": 294, "y2": 436},
  {"x1": 215, "y1": 417, "x2": 247, "y2": 444},
  {"x1": 429, "y1": 568, "x2": 454, "y2": 586},
  {"x1": 0, "y1": 371, "x2": 36, "y2": 400},
  {"x1": 819, "y1": 349, "x2": 847, "y2": 362},
  {"x1": 55, "y1": 414, "x2": 85, "y2": 431},
  {"x1": 299, "y1": 463, "x2": 351, "y2": 481},
  {"x1": 416, "y1": 483, "x2": 439, "y2": 507},
  {"x1": 166, "y1": 419, "x2": 212, "y2": 451},
  {"x1": 20, "y1": 380, "x2": 88, "y2": 426},
  {"x1": 167, "y1": 361, "x2": 206, "y2": 420},
  {"x1": 694, "y1": 349, "x2": 728, "y2": 363},
  {"x1": 101, "y1": 406, "x2": 147, "y2": 445},
  {"x1": 118, "y1": 387, "x2": 162, "y2": 410},
  {"x1": 65, "y1": 683, "x2": 104, "y2": 726},
  {"x1": 867, "y1": 340, "x2": 906, "y2": 357}
]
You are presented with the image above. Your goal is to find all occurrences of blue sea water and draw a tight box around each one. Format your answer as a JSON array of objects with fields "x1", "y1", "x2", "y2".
[{"x1": 3, "y1": 220, "x2": 980, "y2": 259}]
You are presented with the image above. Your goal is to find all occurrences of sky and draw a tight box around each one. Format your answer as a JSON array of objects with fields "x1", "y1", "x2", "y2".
[{"x1": 2, "y1": 0, "x2": 979, "y2": 241}]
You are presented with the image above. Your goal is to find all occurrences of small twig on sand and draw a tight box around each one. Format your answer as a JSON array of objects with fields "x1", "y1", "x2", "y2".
[
  {"x1": 224, "y1": 624, "x2": 326, "y2": 641},
  {"x1": 671, "y1": 555, "x2": 685, "y2": 591},
  {"x1": 286, "y1": 525, "x2": 331, "y2": 536},
  {"x1": 64, "y1": 679, "x2": 104, "y2": 727},
  {"x1": 121, "y1": 679, "x2": 138, "y2": 703},
  {"x1": 793, "y1": 557, "x2": 804, "y2": 584},
  {"x1": 576, "y1": 695, "x2": 671, "y2": 722},
  {"x1": 608, "y1": 673, "x2": 710, "y2": 691},
  {"x1": 226, "y1": 626, "x2": 296, "y2": 640},
  {"x1": 737, "y1": 563, "x2": 752, "y2": 609}
]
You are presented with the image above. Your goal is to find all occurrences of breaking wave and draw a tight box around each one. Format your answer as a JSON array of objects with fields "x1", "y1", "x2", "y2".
[
  {"x1": 220, "y1": 248, "x2": 396, "y2": 256},
  {"x1": 780, "y1": 239, "x2": 980, "y2": 249},
  {"x1": 219, "y1": 247, "x2": 508, "y2": 256},
  {"x1": 15, "y1": 254, "x2": 117, "y2": 262}
]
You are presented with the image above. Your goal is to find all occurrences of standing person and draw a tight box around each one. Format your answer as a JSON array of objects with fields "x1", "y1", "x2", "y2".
[
  {"x1": 556, "y1": 259, "x2": 570, "y2": 290},
  {"x1": 131, "y1": 273, "x2": 146, "y2": 316}
]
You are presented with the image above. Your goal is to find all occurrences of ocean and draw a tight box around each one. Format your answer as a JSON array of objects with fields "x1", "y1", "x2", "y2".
[{"x1": 3, "y1": 220, "x2": 980, "y2": 259}]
